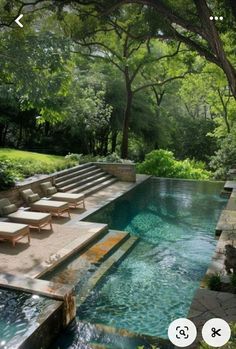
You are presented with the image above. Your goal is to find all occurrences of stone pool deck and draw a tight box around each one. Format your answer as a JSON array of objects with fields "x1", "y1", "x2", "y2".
[
  {"x1": 187, "y1": 181, "x2": 236, "y2": 348},
  {"x1": 0, "y1": 175, "x2": 148, "y2": 276}
]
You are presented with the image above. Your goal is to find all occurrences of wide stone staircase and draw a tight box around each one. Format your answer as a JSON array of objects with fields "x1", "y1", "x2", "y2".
[{"x1": 54, "y1": 163, "x2": 117, "y2": 196}]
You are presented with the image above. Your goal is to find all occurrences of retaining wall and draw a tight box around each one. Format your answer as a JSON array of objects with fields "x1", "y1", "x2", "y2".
[{"x1": 95, "y1": 163, "x2": 136, "y2": 182}]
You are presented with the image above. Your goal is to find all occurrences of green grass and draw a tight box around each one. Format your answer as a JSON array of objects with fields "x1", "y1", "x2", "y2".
[
  {"x1": 0, "y1": 148, "x2": 70, "y2": 164},
  {"x1": 0, "y1": 148, "x2": 78, "y2": 189}
]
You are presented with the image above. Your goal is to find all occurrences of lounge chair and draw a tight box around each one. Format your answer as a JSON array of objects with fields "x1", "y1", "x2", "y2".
[
  {"x1": 0, "y1": 222, "x2": 30, "y2": 247},
  {"x1": 40, "y1": 181, "x2": 85, "y2": 209},
  {"x1": 21, "y1": 189, "x2": 71, "y2": 218},
  {"x1": 0, "y1": 198, "x2": 53, "y2": 232}
]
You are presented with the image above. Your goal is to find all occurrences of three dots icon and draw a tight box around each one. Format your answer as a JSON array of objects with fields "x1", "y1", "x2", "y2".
[{"x1": 209, "y1": 16, "x2": 223, "y2": 21}]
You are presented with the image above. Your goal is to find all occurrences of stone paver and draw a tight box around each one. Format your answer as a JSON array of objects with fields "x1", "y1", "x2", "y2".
[
  {"x1": 216, "y1": 209, "x2": 236, "y2": 232},
  {"x1": 188, "y1": 289, "x2": 236, "y2": 347},
  {"x1": 224, "y1": 180, "x2": 236, "y2": 190},
  {"x1": 225, "y1": 196, "x2": 236, "y2": 211}
]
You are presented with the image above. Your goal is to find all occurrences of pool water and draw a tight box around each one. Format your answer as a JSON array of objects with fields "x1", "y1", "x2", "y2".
[
  {"x1": 52, "y1": 178, "x2": 226, "y2": 348},
  {"x1": 79, "y1": 179, "x2": 226, "y2": 337},
  {"x1": 0, "y1": 288, "x2": 55, "y2": 347}
]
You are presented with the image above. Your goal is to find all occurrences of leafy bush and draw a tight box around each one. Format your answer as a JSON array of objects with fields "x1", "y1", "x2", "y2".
[
  {"x1": 209, "y1": 131, "x2": 236, "y2": 180},
  {"x1": 65, "y1": 153, "x2": 82, "y2": 162},
  {"x1": 137, "y1": 149, "x2": 212, "y2": 180},
  {"x1": 98, "y1": 153, "x2": 133, "y2": 164},
  {"x1": 0, "y1": 160, "x2": 21, "y2": 190},
  {"x1": 206, "y1": 274, "x2": 221, "y2": 291}
]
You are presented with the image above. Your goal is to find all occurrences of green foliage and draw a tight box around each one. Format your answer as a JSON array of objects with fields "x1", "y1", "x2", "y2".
[
  {"x1": 0, "y1": 160, "x2": 20, "y2": 190},
  {"x1": 0, "y1": 149, "x2": 77, "y2": 187},
  {"x1": 209, "y1": 130, "x2": 236, "y2": 180},
  {"x1": 206, "y1": 274, "x2": 222, "y2": 291},
  {"x1": 98, "y1": 153, "x2": 133, "y2": 163},
  {"x1": 137, "y1": 150, "x2": 212, "y2": 180},
  {"x1": 65, "y1": 153, "x2": 82, "y2": 162}
]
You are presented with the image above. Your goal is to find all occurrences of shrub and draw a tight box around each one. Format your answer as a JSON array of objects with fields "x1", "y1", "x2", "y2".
[
  {"x1": 206, "y1": 274, "x2": 221, "y2": 291},
  {"x1": 0, "y1": 160, "x2": 21, "y2": 190},
  {"x1": 98, "y1": 153, "x2": 133, "y2": 164},
  {"x1": 209, "y1": 131, "x2": 236, "y2": 180},
  {"x1": 65, "y1": 153, "x2": 82, "y2": 162},
  {"x1": 137, "y1": 149, "x2": 212, "y2": 180}
]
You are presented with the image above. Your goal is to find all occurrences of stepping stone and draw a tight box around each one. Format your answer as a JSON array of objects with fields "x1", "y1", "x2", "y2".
[
  {"x1": 224, "y1": 181, "x2": 236, "y2": 191},
  {"x1": 216, "y1": 210, "x2": 236, "y2": 233},
  {"x1": 225, "y1": 197, "x2": 236, "y2": 211}
]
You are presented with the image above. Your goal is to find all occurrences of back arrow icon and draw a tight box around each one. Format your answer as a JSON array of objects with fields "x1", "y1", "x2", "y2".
[{"x1": 15, "y1": 14, "x2": 23, "y2": 28}]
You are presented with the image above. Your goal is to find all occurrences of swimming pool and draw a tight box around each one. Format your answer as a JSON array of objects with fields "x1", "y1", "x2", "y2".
[
  {"x1": 0, "y1": 288, "x2": 58, "y2": 348},
  {"x1": 53, "y1": 178, "x2": 226, "y2": 347}
]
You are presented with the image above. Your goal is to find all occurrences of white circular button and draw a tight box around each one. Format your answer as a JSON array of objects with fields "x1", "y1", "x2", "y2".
[
  {"x1": 202, "y1": 318, "x2": 231, "y2": 347},
  {"x1": 168, "y1": 318, "x2": 197, "y2": 347}
]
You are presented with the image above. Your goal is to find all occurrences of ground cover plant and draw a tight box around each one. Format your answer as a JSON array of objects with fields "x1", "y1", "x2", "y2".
[{"x1": 0, "y1": 149, "x2": 77, "y2": 190}]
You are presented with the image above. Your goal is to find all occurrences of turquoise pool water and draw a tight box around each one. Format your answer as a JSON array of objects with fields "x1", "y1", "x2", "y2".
[
  {"x1": 0, "y1": 288, "x2": 55, "y2": 347},
  {"x1": 53, "y1": 178, "x2": 226, "y2": 347}
]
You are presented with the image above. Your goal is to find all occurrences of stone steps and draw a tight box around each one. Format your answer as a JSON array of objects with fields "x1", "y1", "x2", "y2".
[
  {"x1": 48, "y1": 230, "x2": 130, "y2": 285},
  {"x1": 77, "y1": 236, "x2": 139, "y2": 307},
  {"x1": 54, "y1": 163, "x2": 118, "y2": 197},
  {"x1": 69, "y1": 176, "x2": 116, "y2": 196},
  {"x1": 55, "y1": 163, "x2": 93, "y2": 180},
  {"x1": 56, "y1": 167, "x2": 101, "y2": 187}
]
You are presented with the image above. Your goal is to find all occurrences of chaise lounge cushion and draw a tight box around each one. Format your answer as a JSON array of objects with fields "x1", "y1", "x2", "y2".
[
  {"x1": 40, "y1": 182, "x2": 57, "y2": 196},
  {"x1": 2, "y1": 204, "x2": 17, "y2": 215},
  {"x1": 21, "y1": 189, "x2": 40, "y2": 204},
  {"x1": 0, "y1": 198, "x2": 16, "y2": 216},
  {"x1": 0, "y1": 222, "x2": 28, "y2": 236}
]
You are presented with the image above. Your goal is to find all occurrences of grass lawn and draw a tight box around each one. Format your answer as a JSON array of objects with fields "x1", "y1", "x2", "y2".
[{"x1": 0, "y1": 148, "x2": 78, "y2": 183}]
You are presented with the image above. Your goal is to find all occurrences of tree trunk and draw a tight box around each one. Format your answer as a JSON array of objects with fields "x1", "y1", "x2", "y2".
[
  {"x1": 121, "y1": 70, "x2": 132, "y2": 159},
  {"x1": 0, "y1": 124, "x2": 5, "y2": 146},
  {"x1": 111, "y1": 130, "x2": 118, "y2": 153}
]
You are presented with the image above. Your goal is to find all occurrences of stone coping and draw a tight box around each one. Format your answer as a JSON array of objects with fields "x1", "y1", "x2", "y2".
[
  {"x1": 28, "y1": 222, "x2": 108, "y2": 279},
  {"x1": 0, "y1": 272, "x2": 73, "y2": 301}
]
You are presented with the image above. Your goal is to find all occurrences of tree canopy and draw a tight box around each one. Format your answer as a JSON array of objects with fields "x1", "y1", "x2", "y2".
[{"x1": 0, "y1": 0, "x2": 236, "y2": 178}]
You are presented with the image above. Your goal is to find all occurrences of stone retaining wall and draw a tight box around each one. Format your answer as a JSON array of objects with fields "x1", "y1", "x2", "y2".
[
  {"x1": 0, "y1": 174, "x2": 55, "y2": 206},
  {"x1": 95, "y1": 162, "x2": 136, "y2": 182}
]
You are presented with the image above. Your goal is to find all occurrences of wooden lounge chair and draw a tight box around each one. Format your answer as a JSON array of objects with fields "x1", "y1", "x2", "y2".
[
  {"x1": 40, "y1": 182, "x2": 85, "y2": 209},
  {"x1": 0, "y1": 222, "x2": 30, "y2": 247},
  {"x1": 21, "y1": 189, "x2": 71, "y2": 218},
  {"x1": 0, "y1": 198, "x2": 53, "y2": 232}
]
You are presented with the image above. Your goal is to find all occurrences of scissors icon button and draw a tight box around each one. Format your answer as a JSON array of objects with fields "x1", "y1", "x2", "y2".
[
  {"x1": 211, "y1": 327, "x2": 221, "y2": 337},
  {"x1": 202, "y1": 319, "x2": 231, "y2": 347}
]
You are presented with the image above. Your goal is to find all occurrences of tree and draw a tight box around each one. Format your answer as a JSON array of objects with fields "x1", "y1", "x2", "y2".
[{"x1": 61, "y1": 5, "x2": 188, "y2": 158}]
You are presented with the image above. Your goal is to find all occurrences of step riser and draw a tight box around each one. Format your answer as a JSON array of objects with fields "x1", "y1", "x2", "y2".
[
  {"x1": 70, "y1": 176, "x2": 113, "y2": 194},
  {"x1": 56, "y1": 169, "x2": 103, "y2": 188},
  {"x1": 82, "y1": 179, "x2": 118, "y2": 197},
  {"x1": 55, "y1": 163, "x2": 93, "y2": 179},
  {"x1": 58, "y1": 172, "x2": 108, "y2": 192},
  {"x1": 94, "y1": 233, "x2": 130, "y2": 266},
  {"x1": 56, "y1": 165, "x2": 98, "y2": 184}
]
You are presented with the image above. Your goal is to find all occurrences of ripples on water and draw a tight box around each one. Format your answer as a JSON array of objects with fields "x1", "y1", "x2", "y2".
[{"x1": 78, "y1": 179, "x2": 226, "y2": 337}]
